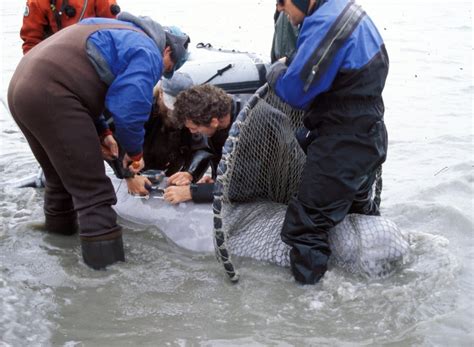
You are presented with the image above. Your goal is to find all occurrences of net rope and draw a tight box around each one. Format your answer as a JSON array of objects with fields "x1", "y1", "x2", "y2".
[{"x1": 213, "y1": 85, "x2": 409, "y2": 282}]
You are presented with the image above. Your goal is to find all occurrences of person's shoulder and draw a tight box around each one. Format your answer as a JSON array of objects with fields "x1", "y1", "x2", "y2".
[
  {"x1": 81, "y1": 17, "x2": 121, "y2": 25},
  {"x1": 308, "y1": 0, "x2": 351, "y2": 22},
  {"x1": 25, "y1": 0, "x2": 49, "y2": 8},
  {"x1": 26, "y1": 0, "x2": 48, "y2": 5}
]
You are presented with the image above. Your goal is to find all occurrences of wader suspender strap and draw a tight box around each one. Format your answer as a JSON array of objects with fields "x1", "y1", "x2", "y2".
[
  {"x1": 49, "y1": 0, "x2": 88, "y2": 30},
  {"x1": 50, "y1": 0, "x2": 63, "y2": 30},
  {"x1": 78, "y1": 0, "x2": 88, "y2": 21},
  {"x1": 301, "y1": 1, "x2": 366, "y2": 92}
]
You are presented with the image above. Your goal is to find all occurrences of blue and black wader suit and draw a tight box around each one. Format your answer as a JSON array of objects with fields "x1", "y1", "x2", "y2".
[{"x1": 272, "y1": 0, "x2": 389, "y2": 284}]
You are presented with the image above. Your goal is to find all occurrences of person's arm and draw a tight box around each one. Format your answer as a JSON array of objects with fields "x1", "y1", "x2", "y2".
[
  {"x1": 20, "y1": 0, "x2": 49, "y2": 54},
  {"x1": 185, "y1": 133, "x2": 213, "y2": 181},
  {"x1": 94, "y1": 114, "x2": 112, "y2": 138},
  {"x1": 100, "y1": 134, "x2": 118, "y2": 160},
  {"x1": 163, "y1": 183, "x2": 214, "y2": 204},
  {"x1": 167, "y1": 134, "x2": 213, "y2": 185},
  {"x1": 271, "y1": 15, "x2": 347, "y2": 109},
  {"x1": 163, "y1": 185, "x2": 192, "y2": 204},
  {"x1": 190, "y1": 183, "x2": 214, "y2": 203},
  {"x1": 104, "y1": 38, "x2": 163, "y2": 163},
  {"x1": 167, "y1": 172, "x2": 193, "y2": 186},
  {"x1": 94, "y1": 0, "x2": 121, "y2": 18}
]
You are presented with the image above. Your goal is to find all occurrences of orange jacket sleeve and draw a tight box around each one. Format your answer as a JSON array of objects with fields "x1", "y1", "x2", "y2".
[
  {"x1": 20, "y1": 0, "x2": 50, "y2": 54},
  {"x1": 94, "y1": 0, "x2": 120, "y2": 19},
  {"x1": 20, "y1": 0, "x2": 120, "y2": 55}
]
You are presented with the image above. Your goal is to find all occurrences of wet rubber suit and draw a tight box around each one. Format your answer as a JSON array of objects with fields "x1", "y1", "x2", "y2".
[
  {"x1": 189, "y1": 95, "x2": 249, "y2": 203},
  {"x1": 8, "y1": 14, "x2": 168, "y2": 269},
  {"x1": 269, "y1": 0, "x2": 389, "y2": 284}
]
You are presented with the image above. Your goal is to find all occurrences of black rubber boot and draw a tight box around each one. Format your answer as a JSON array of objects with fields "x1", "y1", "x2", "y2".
[
  {"x1": 289, "y1": 244, "x2": 329, "y2": 285},
  {"x1": 80, "y1": 230, "x2": 125, "y2": 270},
  {"x1": 45, "y1": 215, "x2": 78, "y2": 235}
]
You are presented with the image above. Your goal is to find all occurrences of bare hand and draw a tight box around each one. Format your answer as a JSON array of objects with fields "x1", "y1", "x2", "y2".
[
  {"x1": 123, "y1": 153, "x2": 145, "y2": 174},
  {"x1": 163, "y1": 185, "x2": 192, "y2": 204},
  {"x1": 126, "y1": 175, "x2": 151, "y2": 196},
  {"x1": 167, "y1": 171, "x2": 193, "y2": 186},
  {"x1": 197, "y1": 175, "x2": 214, "y2": 184},
  {"x1": 101, "y1": 135, "x2": 119, "y2": 160}
]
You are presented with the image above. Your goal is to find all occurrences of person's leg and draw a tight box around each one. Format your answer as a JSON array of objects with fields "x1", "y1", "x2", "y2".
[
  {"x1": 348, "y1": 169, "x2": 380, "y2": 216},
  {"x1": 281, "y1": 145, "x2": 353, "y2": 284},
  {"x1": 40, "y1": 96, "x2": 123, "y2": 269},
  {"x1": 281, "y1": 123, "x2": 388, "y2": 284},
  {"x1": 13, "y1": 117, "x2": 78, "y2": 234},
  {"x1": 349, "y1": 123, "x2": 387, "y2": 216},
  {"x1": 8, "y1": 83, "x2": 78, "y2": 234},
  {"x1": 373, "y1": 165, "x2": 383, "y2": 210},
  {"x1": 10, "y1": 87, "x2": 124, "y2": 269}
]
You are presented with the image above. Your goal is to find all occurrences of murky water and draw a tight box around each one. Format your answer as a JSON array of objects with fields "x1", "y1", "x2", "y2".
[{"x1": 1, "y1": 0, "x2": 473, "y2": 346}]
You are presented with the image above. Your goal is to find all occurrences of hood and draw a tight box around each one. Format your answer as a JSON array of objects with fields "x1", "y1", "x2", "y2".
[{"x1": 117, "y1": 11, "x2": 166, "y2": 52}]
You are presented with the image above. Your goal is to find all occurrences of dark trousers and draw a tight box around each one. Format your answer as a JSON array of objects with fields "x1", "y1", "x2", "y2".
[
  {"x1": 8, "y1": 97, "x2": 119, "y2": 237},
  {"x1": 7, "y1": 24, "x2": 120, "y2": 237},
  {"x1": 281, "y1": 120, "x2": 388, "y2": 284}
]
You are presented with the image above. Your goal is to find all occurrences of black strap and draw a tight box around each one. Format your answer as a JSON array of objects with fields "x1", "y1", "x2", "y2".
[
  {"x1": 196, "y1": 42, "x2": 212, "y2": 48},
  {"x1": 49, "y1": 0, "x2": 62, "y2": 30},
  {"x1": 202, "y1": 64, "x2": 233, "y2": 85}
]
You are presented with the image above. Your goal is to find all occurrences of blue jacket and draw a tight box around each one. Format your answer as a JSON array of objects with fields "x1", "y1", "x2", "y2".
[
  {"x1": 82, "y1": 14, "x2": 165, "y2": 157},
  {"x1": 275, "y1": 0, "x2": 388, "y2": 112}
]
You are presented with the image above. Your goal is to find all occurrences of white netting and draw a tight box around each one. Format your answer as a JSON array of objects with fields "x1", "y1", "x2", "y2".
[{"x1": 213, "y1": 85, "x2": 409, "y2": 282}]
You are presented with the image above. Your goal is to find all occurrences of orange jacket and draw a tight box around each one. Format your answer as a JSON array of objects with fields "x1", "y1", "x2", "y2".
[{"x1": 20, "y1": 0, "x2": 120, "y2": 54}]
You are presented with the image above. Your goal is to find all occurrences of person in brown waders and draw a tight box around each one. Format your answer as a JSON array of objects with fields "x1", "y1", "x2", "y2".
[{"x1": 7, "y1": 12, "x2": 190, "y2": 270}]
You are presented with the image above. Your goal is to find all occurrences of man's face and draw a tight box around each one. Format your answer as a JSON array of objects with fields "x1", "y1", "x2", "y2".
[
  {"x1": 184, "y1": 118, "x2": 218, "y2": 137},
  {"x1": 277, "y1": 0, "x2": 306, "y2": 26},
  {"x1": 163, "y1": 46, "x2": 176, "y2": 74}
]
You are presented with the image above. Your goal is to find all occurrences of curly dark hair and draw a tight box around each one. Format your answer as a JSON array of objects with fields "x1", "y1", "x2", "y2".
[{"x1": 172, "y1": 84, "x2": 232, "y2": 126}]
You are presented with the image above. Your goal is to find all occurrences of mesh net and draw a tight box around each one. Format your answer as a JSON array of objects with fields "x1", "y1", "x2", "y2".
[{"x1": 213, "y1": 85, "x2": 409, "y2": 282}]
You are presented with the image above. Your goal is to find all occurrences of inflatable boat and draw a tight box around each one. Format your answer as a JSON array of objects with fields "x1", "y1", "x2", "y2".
[{"x1": 179, "y1": 43, "x2": 268, "y2": 94}]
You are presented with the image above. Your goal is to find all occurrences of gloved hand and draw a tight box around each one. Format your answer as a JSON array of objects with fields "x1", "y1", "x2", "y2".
[
  {"x1": 266, "y1": 60, "x2": 287, "y2": 89},
  {"x1": 123, "y1": 153, "x2": 144, "y2": 174},
  {"x1": 295, "y1": 127, "x2": 317, "y2": 154}
]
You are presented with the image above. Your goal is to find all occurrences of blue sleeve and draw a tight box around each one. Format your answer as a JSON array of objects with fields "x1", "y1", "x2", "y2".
[
  {"x1": 274, "y1": 14, "x2": 347, "y2": 110},
  {"x1": 85, "y1": 21, "x2": 164, "y2": 156},
  {"x1": 104, "y1": 41, "x2": 163, "y2": 156},
  {"x1": 275, "y1": 12, "x2": 385, "y2": 110}
]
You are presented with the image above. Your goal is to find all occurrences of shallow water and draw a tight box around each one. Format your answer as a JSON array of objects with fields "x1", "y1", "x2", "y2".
[{"x1": 1, "y1": 0, "x2": 473, "y2": 346}]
